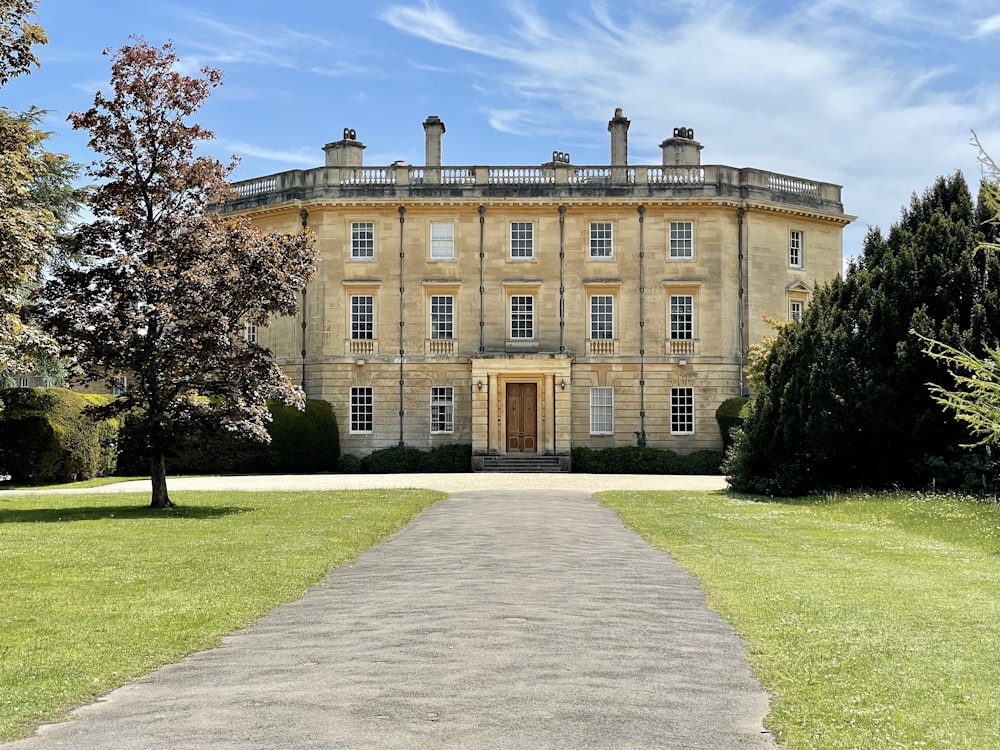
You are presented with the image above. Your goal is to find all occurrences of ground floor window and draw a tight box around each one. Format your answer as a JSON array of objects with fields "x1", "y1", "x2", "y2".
[
  {"x1": 590, "y1": 387, "x2": 614, "y2": 434},
  {"x1": 350, "y1": 387, "x2": 373, "y2": 433},
  {"x1": 430, "y1": 386, "x2": 454, "y2": 433},
  {"x1": 670, "y1": 387, "x2": 694, "y2": 434}
]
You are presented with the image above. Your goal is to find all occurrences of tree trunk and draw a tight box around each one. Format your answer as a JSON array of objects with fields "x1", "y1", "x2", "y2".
[{"x1": 149, "y1": 453, "x2": 174, "y2": 508}]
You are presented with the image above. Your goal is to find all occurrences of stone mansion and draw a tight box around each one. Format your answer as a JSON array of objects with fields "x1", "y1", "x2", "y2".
[{"x1": 224, "y1": 110, "x2": 852, "y2": 467}]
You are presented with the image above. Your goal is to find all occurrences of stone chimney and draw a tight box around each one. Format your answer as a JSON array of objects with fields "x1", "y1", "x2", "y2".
[
  {"x1": 608, "y1": 108, "x2": 630, "y2": 166},
  {"x1": 323, "y1": 128, "x2": 365, "y2": 167},
  {"x1": 659, "y1": 127, "x2": 703, "y2": 166},
  {"x1": 423, "y1": 115, "x2": 446, "y2": 167}
]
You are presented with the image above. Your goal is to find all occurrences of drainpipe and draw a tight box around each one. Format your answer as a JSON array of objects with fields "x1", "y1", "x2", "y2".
[
  {"x1": 478, "y1": 205, "x2": 486, "y2": 353},
  {"x1": 558, "y1": 205, "x2": 566, "y2": 352},
  {"x1": 398, "y1": 205, "x2": 406, "y2": 445},
  {"x1": 299, "y1": 208, "x2": 309, "y2": 391},
  {"x1": 637, "y1": 205, "x2": 647, "y2": 446},
  {"x1": 737, "y1": 206, "x2": 746, "y2": 397}
]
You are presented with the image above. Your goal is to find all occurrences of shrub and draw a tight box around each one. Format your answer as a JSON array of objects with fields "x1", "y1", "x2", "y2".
[
  {"x1": 0, "y1": 388, "x2": 119, "y2": 485},
  {"x1": 424, "y1": 443, "x2": 473, "y2": 472},
  {"x1": 715, "y1": 397, "x2": 751, "y2": 451},
  {"x1": 675, "y1": 449, "x2": 725, "y2": 475},
  {"x1": 115, "y1": 399, "x2": 339, "y2": 476},
  {"x1": 571, "y1": 445, "x2": 721, "y2": 475},
  {"x1": 336, "y1": 454, "x2": 362, "y2": 473},
  {"x1": 356, "y1": 444, "x2": 472, "y2": 473}
]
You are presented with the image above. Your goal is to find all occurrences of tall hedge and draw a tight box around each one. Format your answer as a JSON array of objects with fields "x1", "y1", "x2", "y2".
[
  {"x1": 114, "y1": 398, "x2": 340, "y2": 475},
  {"x1": 727, "y1": 174, "x2": 1000, "y2": 495},
  {"x1": 0, "y1": 388, "x2": 118, "y2": 485},
  {"x1": 715, "y1": 397, "x2": 751, "y2": 451}
]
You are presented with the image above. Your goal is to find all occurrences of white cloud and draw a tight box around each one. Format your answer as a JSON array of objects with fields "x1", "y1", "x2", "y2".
[
  {"x1": 380, "y1": 0, "x2": 1000, "y2": 256},
  {"x1": 223, "y1": 141, "x2": 317, "y2": 166},
  {"x1": 973, "y1": 14, "x2": 1000, "y2": 36}
]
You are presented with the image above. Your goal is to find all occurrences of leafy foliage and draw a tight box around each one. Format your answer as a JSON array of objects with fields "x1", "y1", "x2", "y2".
[
  {"x1": 715, "y1": 396, "x2": 751, "y2": 451},
  {"x1": 0, "y1": 1, "x2": 79, "y2": 380},
  {"x1": 359, "y1": 444, "x2": 473, "y2": 473},
  {"x1": 35, "y1": 40, "x2": 316, "y2": 506},
  {"x1": 114, "y1": 399, "x2": 340, "y2": 476},
  {"x1": 728, "y1": 173, "x2": 1000, "y2": 495},
  {"x1": 0, "y1": 387, "x2": 118, "y2": 484},
  {"x1": 571, "y1": 445, "x2": 723, "y2": 475}
]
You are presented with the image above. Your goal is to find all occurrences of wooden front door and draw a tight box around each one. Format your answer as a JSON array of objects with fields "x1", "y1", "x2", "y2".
[{"x1": 506, "y1": 383, "x2": 537, "y2": 453}]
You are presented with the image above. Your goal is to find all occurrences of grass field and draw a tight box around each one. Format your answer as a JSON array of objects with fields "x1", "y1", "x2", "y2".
[
  {"x1": 0, "y1": 489, "x2": 442, "y2": 741},
  {"x1": 600, "y1": 490, "x2": 1000, "y2": 750}
]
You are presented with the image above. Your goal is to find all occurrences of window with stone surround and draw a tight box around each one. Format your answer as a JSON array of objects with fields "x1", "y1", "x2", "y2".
[
  {"x1": 789, "y1": 299, "x2": 803, "y2": 322},
  {"x1": 669, "y1": 221, "x2": 694, "y2": 259},
  {"x1": 589, "y1": 221, "x2": 613, "y2": 259},
  {"x1": 590, "y1": 295, "x2": 614, "y2": 340},
  {"x1": 669, "y1": 294, "x2": 694, "y2": 340},
  {"x1": 789, "y1": 229, "x2": 803, "y2": 268},
  {"x1": 351, "y1": 221, "x2": 374, "y2": 260},
  {"x1": 510, "y1": 222, "x2": 534, "y2": 259},
  {"x1": 430, "y1": 295, "x2": 454, "y2": 340},
  {"x1": 670, "y1": 387, "x2": 694, "y2": 434},
  {"x1": 430, "y1": 222, "x2": 454, "y2": 260},
  {"x1": 590, "y1": 387, "x2": 614, "y2": 435},
  {"x1": 350, "y1": 387, "x2": 373, "y2": 433},
  {"x1": 430, "y1": 387, "x2": 454, "y2": 433},
  {"x1": 510, "y1": 295, "x2": 534, "y2": 338},
  {"x1": 350, "y1": 295, "x2": 374, "y2": 340}
]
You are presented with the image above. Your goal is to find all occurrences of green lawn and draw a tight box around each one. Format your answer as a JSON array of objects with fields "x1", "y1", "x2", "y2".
[
  {"x1": 0, "y1": 489, "x2": 442, "y2": 741},
  {"x1": 0, "y1": 476, "x2": 144, "y2": 491},
  {"x1": 599, "y1": 490, "x2": 1000, "y2": 750}
]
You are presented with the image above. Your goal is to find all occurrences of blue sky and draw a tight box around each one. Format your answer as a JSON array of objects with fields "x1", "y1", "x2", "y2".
[{"x1": 5, "y1": 0, "x2": 999, "y2": 261}]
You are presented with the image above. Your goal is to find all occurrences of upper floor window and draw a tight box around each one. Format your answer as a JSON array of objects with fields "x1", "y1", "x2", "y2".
[
  {"x1": 430, "y1": 295, "x2": 454, "y2": 340},
  {"x1": 430, "y1": 222, "x2": 455, "y2": 260},
  {"x1": 589, "y1": 221, "x2": 613, "y2": 259},
  {"x1": 351, "y1": 295, "x2": 374, "y2": 340},
  {"x1": 590, "y1": 295, "x2": 614, "y2": 340},
  {"x1": 671, "y1": 387, "x2": 694, "y2": 435},
  {"x1": 510, "y1": 222, "x2": 534, "y2": 259},
  {"x1": 430, "y1": 386, "x2": 454, "y2": 433},
  {"x1": 789, "y1": 229, "x2": 803, "y2": 268},
  {"x1": 669, "y1": 295, "x2": 694, "y2": 340},
  {"x1": 669, "y1": 221, "x2": 694, "y2": 259},
  {"x1": 590, "y1": 387, "x2": 614, "y2": 435},
  {"x1": 112, "y1": 375, "x2": 127, "y2": 397},
  {"x1": 351, "y1": 221, "x2": 374, "y2": 260},
  {"x1": 350, "y1": 387, "x2": 373, "y2": 433},
  {"x1": 510, "y1": 295, "x2": 534, "y2": 339},
  {"x1": 243, "y1": 322, "x2": 257, "y2": 344}
]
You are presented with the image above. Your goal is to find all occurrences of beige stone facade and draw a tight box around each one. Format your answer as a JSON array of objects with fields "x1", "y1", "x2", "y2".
[{"x1": 225, "y1": 111, "x2": 853, "y2": 464}]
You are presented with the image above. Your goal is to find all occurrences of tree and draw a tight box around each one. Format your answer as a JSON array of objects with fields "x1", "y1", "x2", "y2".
[
  {"x1": 35, "y1": 40, "x2": 316, "y2": 507},
  {"x1": 727, "y1": 172, "x2": 1000, "y2": 496},
  {"x1": 921, "y1": 337, "x2": 1000, "y2": 448},
  {"x1": 918, "y1": 136, "x2": 1000, "y2": 450},
  {"x1": 0, "y1": 0, "x2": 78, "y2": 382}
]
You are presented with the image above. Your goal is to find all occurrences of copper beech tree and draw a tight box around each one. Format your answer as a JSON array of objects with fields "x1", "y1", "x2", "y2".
[{"x1": 36, "y1": 41, "x2": 316, "y2": 507}]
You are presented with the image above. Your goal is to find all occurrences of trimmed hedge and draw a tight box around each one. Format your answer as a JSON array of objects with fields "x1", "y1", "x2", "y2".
[
  {"x1": 359, "y1": 444, "x2": 473, "y2": 473},
  {"x1": 0, "y1": 388, "x2": 118, "y2": 485},
  {"x1": 715, "y1": 396, "x2": 751, "y2": 451},
  {"x1": 115, "y1": 399, "x2": 340, "y2": 476},
  {"x1": 571, "y1": 445, "x2": 724, "y2": 475}
]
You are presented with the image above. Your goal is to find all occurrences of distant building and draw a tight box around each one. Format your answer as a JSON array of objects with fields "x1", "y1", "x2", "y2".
[{"x1": 224, "y1": 110, "x2": 852, "y2": 467}]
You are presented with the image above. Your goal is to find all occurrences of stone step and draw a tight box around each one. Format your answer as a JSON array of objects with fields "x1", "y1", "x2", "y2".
[{"x1": 478, "y1": 455, "x2": 567, "y2": 473}]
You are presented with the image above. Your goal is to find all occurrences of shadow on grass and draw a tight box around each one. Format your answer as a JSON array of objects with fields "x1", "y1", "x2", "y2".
[{"x1": 0, "y1": 504, "x2": 253, "y2": 524}]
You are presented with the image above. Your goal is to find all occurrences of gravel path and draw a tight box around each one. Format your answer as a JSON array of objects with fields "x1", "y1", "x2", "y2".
[{"x1": 4, "y1": 476, "x2": 778, "y2": 749}]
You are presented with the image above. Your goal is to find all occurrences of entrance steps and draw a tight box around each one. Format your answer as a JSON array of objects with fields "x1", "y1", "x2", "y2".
[{"x1": 477, "y1": 454, "x2": 568, "y2": 473}]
